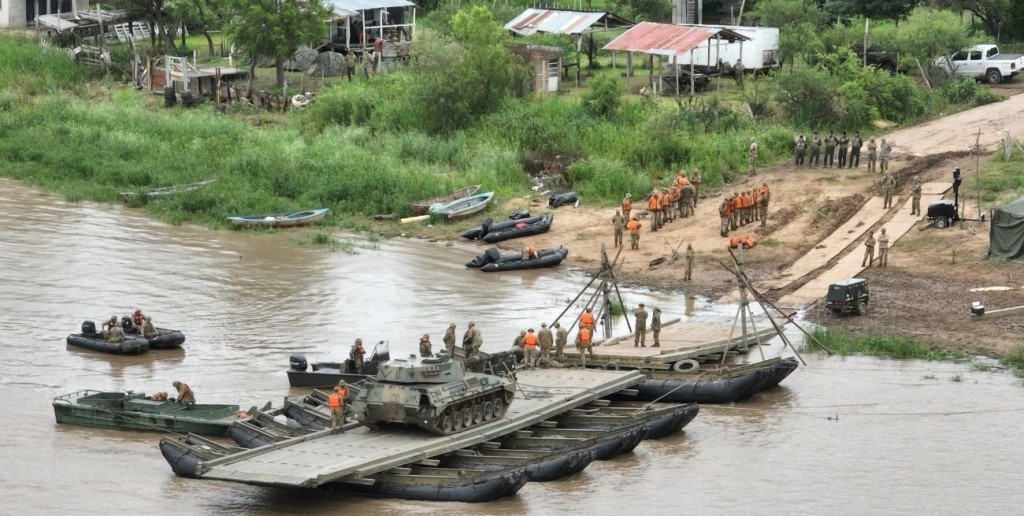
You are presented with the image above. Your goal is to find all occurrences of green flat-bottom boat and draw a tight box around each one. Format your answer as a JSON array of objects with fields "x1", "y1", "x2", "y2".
[{"x1": 53, "y1": 390, "x2": 246, "y2": 435}]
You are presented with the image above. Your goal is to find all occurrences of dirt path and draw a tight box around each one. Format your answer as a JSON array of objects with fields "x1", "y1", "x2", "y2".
[{"x1": 454, "y1": 91, "x2": 1024, "y2": 357}]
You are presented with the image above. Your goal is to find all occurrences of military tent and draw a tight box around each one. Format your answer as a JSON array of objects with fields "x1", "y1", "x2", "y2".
[{"x1": 988, "y1": 196, "x2": 1024, "y2": 261}]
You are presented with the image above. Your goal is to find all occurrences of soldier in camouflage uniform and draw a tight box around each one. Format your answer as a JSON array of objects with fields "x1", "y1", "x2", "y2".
[
  {"x1": 862, "y1": 231, "x2": 876, "y2": 267},
  {"x1": 554, "y1": 322, "x2": 568, "y2": 360},
  {"x1": 794, "y1": 134, "x2": 806, "y2": 166},
  {"x1": 633, "y1": 303, "x2": 648, "y2": 347},
  {"x1": 684, "y1": 243, "x2": 695, "y2": 281},
  {"x1": 911, "y1": 177, "x2": 922, "y2": 216},
  {"x1": 837, "y1": 131, "x2": 850, "y2": 168},
  {"x1": 809, "y1": 132, "x2": 821, "y2": 167},
  {"x1": 720, "y1": 195, "x2": 732, "y2": 237},
  {"x1": 651, "y1": 307, "x2": 662, "y2": 348},
  {"x1": 866, "y1": 137, "x2": 878, "y2": 173},
  {"x1": 612, "y1": 210, "x2": 625, "y2": 248},
  {"x1": 882, "y1": 173, "x2": 896, "y2": 209},
  {"x1": 538, "y1": 322, "x2": 553, "y2": 362},
  {"x1": 850, "y1": 132, "x2": 863, "y2": 168},
  {"x1": 879, "y1": 139, "x2": 893, "y2": 175},
  {"x1": 463, "y1": 322, "x2": 483, "y2": 358},
  {"x1": 690, "y1": 169, "x2": 702, "y2": 205},
  {"x1": 443, "y1": 323, "x2": 457, "y2": 355},
  {"x1": 681, "y1": 182, "x2": 695, "y2": 218},
  {"x1": 419, "y1": 334, "x2": 433, "y2": 357},
  {"x1": 824, "y1": 130, "x2": 836, "y2": 168},
  {"x1": 748, "y1": 137, "x2": 758, "y2": 176},
  {"x1": 758, "y1": 186, "x2": 770, "y2": 227}
]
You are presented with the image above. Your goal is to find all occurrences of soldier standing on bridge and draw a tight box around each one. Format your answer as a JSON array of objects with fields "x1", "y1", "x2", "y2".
[
  {"x1": 862, "y1": 231, "x2": 876, "y2": 267},
  {"x1": 329, "y1": 383, "x2": 347, "y2": 434},
  {"x1": 554, "y1": 322, "x2": 568, "y2": 361},
  {"x1": 651, "y1": 307, "x2": 662, "y2": 348},
  {"x1": 877, "y1": 228, "x2": 890, "y2": 267},
  {"x1": 633, "y1": 303, "x2": 648, "y2": 348},
  {"x1": 538, "y1": 322, "x2": 553, "y2": 363},
  {"x1": 882, "y1": 173, "x2": 897, "y2": 209},
  {"x1": 463, "y1": 322, "x2": 483, "y2": 358},
  {"x1": 911, "y1": 177, "x2": 922, "y2": 216}
]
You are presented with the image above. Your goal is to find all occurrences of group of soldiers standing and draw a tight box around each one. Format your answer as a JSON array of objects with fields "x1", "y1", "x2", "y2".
[
  {"x1": 645, "y1": 171, "x2": 702, "y2": 232},
  {"x1": 793, "y1": 131, "x2": 864, "y2": 168},
  {"x1": 719, "y1": 183, "x2": 771, "y2": 237},
  {"x1": 512, "y1": 321, "x2": 569, "y2": 369}
]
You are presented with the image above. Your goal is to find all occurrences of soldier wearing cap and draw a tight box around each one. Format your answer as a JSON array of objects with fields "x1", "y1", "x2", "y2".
[
  {"x1": 463, "y1": 322, "x2": 483, "y2": 357},
  {"x1": 554, "y1": 322, "x2": 568, "y2": 360},
  {"x1": 633, "y1": 303, "x2": 648, "y2": 347},
  {"x1": 538, "y1": 322, "x2": 553, "y2": 362}
]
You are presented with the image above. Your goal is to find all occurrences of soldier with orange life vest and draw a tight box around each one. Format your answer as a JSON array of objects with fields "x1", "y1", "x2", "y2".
[
  {"x1": 523, "y1": 328, "x2": 539, "y2": 368},
  {"x1": 659, "y1": 189, "x2": 672, "y2": 224},
  {"x1": 523, "y1": 243, "x2": 539, "y2": 260},
  {"x1": 172, "y1": 381, "x2": 195, "y2": 405},
  {"x1": 329, "y1": 382, "x2": 348, "y2": 433},
  {"x1": 648, "y1": 190, "x2": 661, "y2": 230},
  {"x1": 720, "y1": 195, "x2": 733, "y2": 237},
  {"x1": 419, "y1": 334, "x2": 433, "y2": 357},
  {"x1": 622, "y1": 193, "x2": 633, "y2": 221},
  {"x1": 575, "y1": 325, "x2": 593, "y2": 366},
  {"x1": 627, "y1": 216, "x2": 642, "y2": 249},
  {"x1": 731, "y1": 192, "x2": 742, "y2": 230},
  {"x1": 132, "y1": 309, "x2": 145, "y2": 330},
  {"x1": 580, "y1": 308, "x2": 596, "y2": 331}
]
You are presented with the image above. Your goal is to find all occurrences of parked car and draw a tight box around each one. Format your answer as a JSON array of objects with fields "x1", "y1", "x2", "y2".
[
  {"x1": 935, "y1": 44, "x2": 1024, "y2": 84},
  {"x1": 825, "y1": 278, "x2": 869, "y2": 316}
]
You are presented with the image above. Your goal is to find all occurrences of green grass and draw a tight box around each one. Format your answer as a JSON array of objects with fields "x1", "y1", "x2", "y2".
[
  {"x1": 1000, "y1": 344, "x2": 1024, "y2": 368},
  {"x1": 978, "y1": 147, "x2": 1024, "y2": 204},
  {"x1": 807, "y1": 329, "x2": 973, "y2": 362}
]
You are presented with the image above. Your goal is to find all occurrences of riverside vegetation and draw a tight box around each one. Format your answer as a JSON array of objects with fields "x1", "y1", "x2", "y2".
[{"x1": 0, "y1": 4, "x2": 1004, "y2": 229}]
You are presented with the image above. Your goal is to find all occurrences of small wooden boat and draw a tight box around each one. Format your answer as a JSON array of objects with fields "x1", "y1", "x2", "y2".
[
  {"x1": 53, "y1": 390, "x2": 248, "y2": 435},
  {"x1": 429, "y1": 192, "x2": 494, "y2": 220},
  {"x1": 466, "y1": 246, "x2": 569, "y2": 272},
  {"x1": 227, "y1": 208, "x2": 329, "y2": 227},
  {"x1": 480, "y1": 213, "x2": 553, "y2": 243},
  {"x1": 410, "y1": 184, "x2": 481, "y2": 215},
  {"x1": 120, "y1": 179, "x2": 215, "y2": 202}
]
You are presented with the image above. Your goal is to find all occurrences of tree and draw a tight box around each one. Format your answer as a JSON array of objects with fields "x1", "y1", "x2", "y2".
[
  {"x1": 168, "y1": 0, "x2": 223, "y2": 57},
  {"x1": 934, "y1": 0, "x2": 1011, "y2": 41},
  {"x1": 747, "y1": 0, "x2": 825, "y2": 66},
  {"x1": 222, "y1": 0, "x2": 329, "y2": 89},
  {"x1": 581, "y1": 74, "x2": 624, "y2": 118},
  {"x1": 893, "y1": 7, "x2": 974, "y2": 81},
  {"x1": 822, "y1": 0, "x2": 922, "y2": 22},
  {"x1": 404, "y1": 6, "x2": 525, "y2": 134},
  {"x1": 609, "y1": 0, "x2": 673, "y2": 23}
]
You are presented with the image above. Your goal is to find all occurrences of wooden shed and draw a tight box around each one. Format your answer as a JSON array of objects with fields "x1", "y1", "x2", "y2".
[{"x1": 510, "y1": 44, "x2": 564, "y2": 95}]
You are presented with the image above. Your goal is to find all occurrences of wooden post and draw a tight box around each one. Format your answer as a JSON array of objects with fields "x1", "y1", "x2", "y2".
[
  {"x1": 626, "y1": 51, "x2": 633, "y2": 78},
  {"x1": 690, "y1": 49, "x2": 695, "y2": 96},
  {"x1": 863, "y1": 18, "x2": 870, "y2": 68},
  {"x1": 215, "y1": 68, "x2": 222, "y2": 105}
]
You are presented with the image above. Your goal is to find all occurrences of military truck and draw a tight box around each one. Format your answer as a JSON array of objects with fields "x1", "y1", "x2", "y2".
[
  {"x1": 825, "y1": 278, "x2": 869, "y2": 316},
  {"x1": 349, "y1": 354, "x2": 516, "y2": 435}
]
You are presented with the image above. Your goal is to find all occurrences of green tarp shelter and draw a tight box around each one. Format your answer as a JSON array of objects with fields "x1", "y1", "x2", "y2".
[{"x1": 989, "y1": 196, "x2": 1024, "y2": 261}]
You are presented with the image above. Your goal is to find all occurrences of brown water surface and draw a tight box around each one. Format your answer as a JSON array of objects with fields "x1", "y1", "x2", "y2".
[{"x1": 1, "y1": 180, "x2": 1022, "y2": 515}]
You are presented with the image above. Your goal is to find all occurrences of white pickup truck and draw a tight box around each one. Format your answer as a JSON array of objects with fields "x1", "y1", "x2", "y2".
[{"x1": 937, "y1": 44, "x2": 1024, "y2": 84}]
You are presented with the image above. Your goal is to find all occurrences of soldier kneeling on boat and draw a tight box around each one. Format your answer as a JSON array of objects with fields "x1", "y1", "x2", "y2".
[{"x1": 172, "y1": 381, "x2": 195, "y2": 406}]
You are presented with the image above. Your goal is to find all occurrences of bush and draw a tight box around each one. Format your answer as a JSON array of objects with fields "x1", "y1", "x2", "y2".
[
  {"x1": 939, "y1": 78, "x2": 1003, "y2": 107},
  {"x1": 581, "y1": 74, "x2": 625, "y2": 118}
]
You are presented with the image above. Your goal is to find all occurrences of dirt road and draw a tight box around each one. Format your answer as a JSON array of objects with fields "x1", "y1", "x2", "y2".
[{"x1": 468, "y1": 90, "x2": 1024, "y2": 357}]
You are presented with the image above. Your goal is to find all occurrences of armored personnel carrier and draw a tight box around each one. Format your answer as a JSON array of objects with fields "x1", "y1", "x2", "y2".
[{"x1": 349, "y1": 354, "x2": 516, "y2": 435}]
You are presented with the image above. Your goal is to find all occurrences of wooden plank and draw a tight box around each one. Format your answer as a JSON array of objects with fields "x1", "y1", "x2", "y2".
[
  {"x1": 971, "y1": 305, "x2": 1024, "y2": 320},
  {"x1": 400, "y1": 214, "x2": 430, "y2": 224}
]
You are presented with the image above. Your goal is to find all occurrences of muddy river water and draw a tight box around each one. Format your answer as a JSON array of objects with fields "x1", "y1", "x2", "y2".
[{"x1": 0, "y1": 179, "x2": 1021, "y2": 515}]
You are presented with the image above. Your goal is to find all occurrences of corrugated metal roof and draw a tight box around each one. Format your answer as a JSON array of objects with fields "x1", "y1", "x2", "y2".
[
  {"x1": 504, "y1": 9, "x2": 631, "y2": 36},
  {"x1": 604, "y1": 22, "x2": 749, "y2": 57},
  {"x1": 326, "y1": 0, "x2": 415, "y2": 13}
]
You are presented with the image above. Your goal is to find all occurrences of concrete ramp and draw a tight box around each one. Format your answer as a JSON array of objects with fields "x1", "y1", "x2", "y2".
[{"x1": 198, "y1": 368, "x2": 643, "y2": 488}]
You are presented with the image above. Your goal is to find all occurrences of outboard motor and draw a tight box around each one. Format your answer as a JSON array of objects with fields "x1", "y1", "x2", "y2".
[
  {"x1": 81, "y1": 320, "x2": 97, "y2": 336},
  {"x1": 121, "y1": 315, "x2": 135, "y2": 333},
  {"x1": 482, "y1": 247, "x2": 501, "y2": 265},
  {"x1": 508, "y1": 209, "x2": 530, "y2": 220},
  {"x1": 289, "y1": 354, "x2": 308, "y2": 371},
  {"x1": 479, "y1": 218, "x2": 494, "y2": 239}
]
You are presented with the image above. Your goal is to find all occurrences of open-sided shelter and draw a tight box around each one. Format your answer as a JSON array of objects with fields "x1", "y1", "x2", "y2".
[
  {"x1": 603, "y1": 22, "x2": 750, "y2": 96},
  {"x1": 325, "y1": 0, "x2": 416, "y2": 52},
  {"x1": 988, "y1": 196, "x2": 1024, "y2": 261}
]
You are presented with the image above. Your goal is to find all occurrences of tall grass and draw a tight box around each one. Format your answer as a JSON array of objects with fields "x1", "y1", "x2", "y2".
[
  {"x1": 807, "y1": 329, "x2": 972, "y2": 362},
  {"x1": 1000, "y1": 345, "x2": 1024, "y2": 368},
  {"x1": 0, "y1": 34, "x2": 82, "y2": 94}
]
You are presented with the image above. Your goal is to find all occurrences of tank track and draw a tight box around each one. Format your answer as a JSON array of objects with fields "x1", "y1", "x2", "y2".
[{"x1": 425, "y1": 387, "x2": 516, "y2": 436}]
